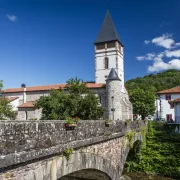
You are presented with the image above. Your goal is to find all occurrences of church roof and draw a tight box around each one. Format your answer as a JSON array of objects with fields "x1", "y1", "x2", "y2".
[
  {"x1": 95, "y1": 11, "x2": 122, "y2": 45},
  {"x1": 7, "y1": 97, "x2": 19, "y2": 102},
  {"x1": 3, "y1": 83, "x2": 105, "y2": 93},
  {"x1": 18, "y1": 101, "x2": 35, "y2": 108},
  {"x1": 106, "y1": 68, "x2": 121, "y2": 81}
]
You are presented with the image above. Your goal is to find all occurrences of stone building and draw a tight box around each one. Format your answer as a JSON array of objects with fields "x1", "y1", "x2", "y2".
[{"x1": 3, "y1": 11, "x2": 133, "y2": 121}]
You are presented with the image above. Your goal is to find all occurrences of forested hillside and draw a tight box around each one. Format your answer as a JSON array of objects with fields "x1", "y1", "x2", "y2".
[
  {"x1": 125, "y1": 69, "x2": 180, "y2": 92},
  {"x1": 125, "y1": 69, "x2": 180, "y2": 119}
]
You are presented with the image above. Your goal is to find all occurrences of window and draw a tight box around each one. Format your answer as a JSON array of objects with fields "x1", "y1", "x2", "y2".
[
  {"x1": 104, "y1": 57, "x2": 109, "y2": 69},
  {"x1": 166, "y1": 114, "x2": 172, "y2": 121},
  {"x1": 99, "y1": 95, "x2": 101, "y2": 104},
  {"x1": 116, "y1": 57, "x2": 118, "y2": 69},
  {"x1": 165, "y1": 94, "x2": 171, "y2": 100},
  {"x1": 107, "y1": 42, "x2": 115, "y2": 48},
  {"x1": 170, "y1": 104, "x2": 174, "y2": 109},
  {"x1": 25, "y1": 111, "x2": 28, "y2": 120},
  {"x1": 96, "y1": 43, "x2": 105, "y2": 50}
]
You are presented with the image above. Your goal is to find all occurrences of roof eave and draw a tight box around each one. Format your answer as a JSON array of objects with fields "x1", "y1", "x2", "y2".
[
  {"x1": 94, "y1": 39, "x2": 124, "y2": 47},
  {"x1": 157, "y1": 92, "x2": 180, "y2": 94}
]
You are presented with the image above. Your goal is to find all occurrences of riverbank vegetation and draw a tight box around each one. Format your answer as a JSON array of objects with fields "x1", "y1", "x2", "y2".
[{"x1": 124, "y1": 121, "x2": 180, "y2": 179}]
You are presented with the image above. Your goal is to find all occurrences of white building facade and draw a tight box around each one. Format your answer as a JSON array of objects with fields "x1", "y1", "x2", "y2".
[{"x1": 157, "y1": 86, "x2": 180, "y2": 122}]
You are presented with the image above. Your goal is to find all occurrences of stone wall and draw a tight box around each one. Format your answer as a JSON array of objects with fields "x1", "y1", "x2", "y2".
[
  {"x1": 26, "y1": 91, "x2": 49, "y2": 102},
  {"x1": 0, "y1": 120, "x2": 145, "y2": 170}
]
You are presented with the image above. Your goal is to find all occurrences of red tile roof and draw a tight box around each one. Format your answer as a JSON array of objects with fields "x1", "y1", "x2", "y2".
[
  {"x1": 18, "y1": 101, "x2": 35, "y2": 108},
  {"x1": 157, "y1": 86, "x2": 180, "y2": 94},
  {"x1": 7, "y1": 97, "x2": 19, "y2": 102},
  {"x1": 3, "y1": 83, "x2": 105, "y2": 93}
]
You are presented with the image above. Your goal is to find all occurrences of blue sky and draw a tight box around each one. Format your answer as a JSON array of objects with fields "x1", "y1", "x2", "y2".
[{"x1": 0, "y1": 0, "x2": 180, "y2": 89}]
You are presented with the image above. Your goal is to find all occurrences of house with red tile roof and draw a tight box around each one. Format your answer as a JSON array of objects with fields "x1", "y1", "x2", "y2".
[{"x1": 157, "y1": 86, "x2": 180, "y2": 123}]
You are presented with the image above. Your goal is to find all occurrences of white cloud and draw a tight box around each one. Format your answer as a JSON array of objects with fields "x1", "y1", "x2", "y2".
[
  {"x1": 6, "y1": 14, "x2": 17, "y2": 22},
  {"x1": 154, "y1": 52, "x2": 165, "y2": 61},
  {"x1": 137, "y1": 53, "x2": 156, "y2": 61},
  {"x1": 148, "y1": 59, "x2": 180, "y2": 72},
  {"x1": 175, "y1": 42, "x2": 180, "y2": 46},
  {"x1": 146, "y1": 53, "x2": 156, "y2": 60},
  {"x1": 138, "y1": 33, "x2": 180, "y2": 72},
  {"x1": 152, "y1": 33, "x2": 174, "y2": 49},
  {"x1": 165, "y1": 49, "x2": 180, "y2": 58},
  {"x1": 137, "y1": 56, "x2": 145, "y2": 60},
  {"x1": 144, "y1": 40, "x2": 150, "y2": 44}
]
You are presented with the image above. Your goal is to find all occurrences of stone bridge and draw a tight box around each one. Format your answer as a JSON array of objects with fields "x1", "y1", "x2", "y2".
[{"x1": 0, "y1": 120, "x2": 146, "y2": 180}]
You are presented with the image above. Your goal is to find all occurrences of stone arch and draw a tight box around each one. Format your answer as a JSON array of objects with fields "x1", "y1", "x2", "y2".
[
  {"x1": 121, "y1": 132, "x2": 144, "y2": 166},
  {"x1": 53, "y1": 133, "x2": 144, "y2": 180},
  {"x1": 59, "y1": 169, "x2": 111, "y2": 180},
  {"x1": 54, "y1": 151, "x2": 117, "y2": 180}
]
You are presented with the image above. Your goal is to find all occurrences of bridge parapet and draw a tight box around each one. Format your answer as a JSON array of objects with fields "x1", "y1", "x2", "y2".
[{"x1": 0, "y1": 120, "x2": 145, "y2": 170}]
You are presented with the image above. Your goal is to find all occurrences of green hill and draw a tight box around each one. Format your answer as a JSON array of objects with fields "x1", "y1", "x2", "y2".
[
  {"x1": 125, "y1": 69, "x2": 180, "y2": 119},
  {"x1": 125, "y1": 69, "x2": 180, "y2": 92}
]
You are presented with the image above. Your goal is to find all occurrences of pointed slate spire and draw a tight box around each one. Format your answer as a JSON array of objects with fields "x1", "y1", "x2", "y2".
[
  {"x1": 106, "y1": 68, "x2": 121, "y2": 81},
  {"x1": 95, "y1": 11, "x2": 122, "y2": 44}
]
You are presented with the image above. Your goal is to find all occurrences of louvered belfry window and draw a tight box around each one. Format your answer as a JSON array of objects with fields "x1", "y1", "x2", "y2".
[
  {"x1": 107, "y1": 41, "x2": 115, "y2": 48},
  {"x1": 96, "y1": 43, "x2": 105, "y2": 50},
  {"x1": 104, "y1": 57, "x2": 109, "y2": 69}
]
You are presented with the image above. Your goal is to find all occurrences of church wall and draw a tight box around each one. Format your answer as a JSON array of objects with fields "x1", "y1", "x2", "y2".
[
  {"x1": 26, "y1": 91, "x2": 49, "y2": 102},
  {"x1": 17, "y1": 108, "x2": 42, "y2": 120},
  {"x1": 10, "y1": 98, "x2": 19, "y2": 111},
  {"x1": 91, "y1": 88, "x2": 107, "y2": 117},
  {"x1": 4, "y1": 92, "x2": 24, "y2": 105},
  {"x1": 117, "y1": 53, "x2": 124, "y2": 91},
  {"x1": 16, "y1": 88, "x2": 107, "y2": 120},
  {"x1": 121, "y1": 92, "x2": 133, "y2": 120}
]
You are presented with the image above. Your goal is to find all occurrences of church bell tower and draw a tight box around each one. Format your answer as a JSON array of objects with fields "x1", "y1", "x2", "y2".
[{"x1": 94, "y1": 11, "x2": 124, "y2": 91}]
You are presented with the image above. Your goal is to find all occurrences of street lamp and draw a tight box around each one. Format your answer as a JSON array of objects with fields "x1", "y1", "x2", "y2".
[{"x1": 111, "y1": 96, "x2": 115, "y2": 120}]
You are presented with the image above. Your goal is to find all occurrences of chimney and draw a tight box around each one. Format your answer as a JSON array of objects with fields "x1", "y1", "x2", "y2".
[{"x1": 21, "y1": 83, "x2": 26, "y2": 103}]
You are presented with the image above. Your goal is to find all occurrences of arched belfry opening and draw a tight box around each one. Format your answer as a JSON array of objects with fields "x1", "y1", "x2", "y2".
[
  {"x1": 104, "y1": 57, "x2": 109, "y2": 69},
  {"x1": 58, "y1": 169, "x2": 112, "y2": 180}
]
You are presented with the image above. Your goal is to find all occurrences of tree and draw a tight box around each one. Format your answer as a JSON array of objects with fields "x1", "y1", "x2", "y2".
[
  {"x1": 0, "y1": 81, "x2": 17, "y2": 120},
  {"x1": 36, "y1": 77, "x2": 103, "y2": 120},
  {"x1": 129, "y1": 88, "x2": 155, "y2": 120},
  {"x1": 0, "y1": 97, "x2": 17, "y2": 119}
]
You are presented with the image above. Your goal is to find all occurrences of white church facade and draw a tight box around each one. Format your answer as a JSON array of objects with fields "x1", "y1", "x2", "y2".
[{"x1": 3, "y1": 11, "x2": 133, "y2": 121}]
